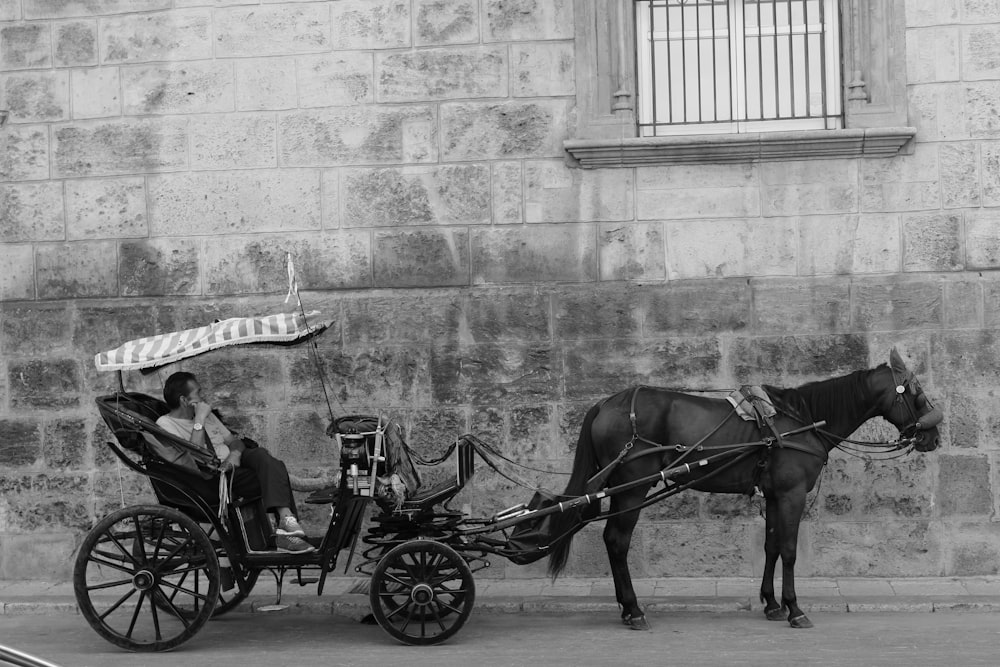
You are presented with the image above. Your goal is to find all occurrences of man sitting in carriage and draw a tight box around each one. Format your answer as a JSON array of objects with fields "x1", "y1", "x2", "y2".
[{"x1": 154, "y1": 371, "x2": 315, "y2": 554}]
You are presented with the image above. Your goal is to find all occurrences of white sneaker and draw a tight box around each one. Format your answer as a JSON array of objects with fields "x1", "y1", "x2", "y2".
[
  {"x1": 276, "y1": 515, "x2": 306, "y2": 537},
  {"x1": 276, "y1": 534, "x2": 315, "y2": 554}
]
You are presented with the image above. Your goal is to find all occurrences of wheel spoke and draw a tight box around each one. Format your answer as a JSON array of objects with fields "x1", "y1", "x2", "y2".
[
  {"x1": 436, "y1": 599, "x2": 463, "y2": 615},
  {"x1": 429, "y1": 601, "x2": 446, "y2": 631},
  {"x1": 382, "y1": 572, "x2": 412, "y2": 589},
  {"x1": 152, "y1": 583, "x2": 192, "y2": 630},
  {"x1": 159, "y1": 535, "x2": 196, "y2": 564},
  {"x1": 86, "y1": 555, "x2": 136, "y2": 576},
  {"x1": 150, "y1": 519, "x2": 168, "y2": 562},
  {"x1": 97, "y1": 588, "x2": 136, "y2": 621},
  {"x1": 85, "y1": 578, "x2": 134, "y2": 592},
  {"x1": 384, "y1": 599, "x2": 411, "y2": 621},
  {"x1": 125, "y1": 590, "x2": 147, "y2": 638},
  {"x1": 399, "y1": 604, "x2": 415, "y2": 633},
  {"x1": 150, "y1": 589, "x2": 162, "y2": 641},
  {"x1": 131, "y1": 518, "x2": 148, "y2": 565},
  {"x1": 157, "y1": 579, "x2": 213, "y2": 603},
  {"x1": 106, "y1": 532, "x2": 140, "y2": 567}
]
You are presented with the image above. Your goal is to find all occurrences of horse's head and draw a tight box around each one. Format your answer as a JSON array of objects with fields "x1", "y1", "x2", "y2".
[{"x1": 870, "y1": 348, "x2": 943, "y2": 452}]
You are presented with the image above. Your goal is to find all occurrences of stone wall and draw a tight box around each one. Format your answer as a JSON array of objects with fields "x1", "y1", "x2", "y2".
[{"x1": 2, "y1": 0, "x2": 1000, "y2": 581}]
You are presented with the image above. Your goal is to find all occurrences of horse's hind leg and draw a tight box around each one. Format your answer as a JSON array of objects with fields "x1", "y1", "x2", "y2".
[
  {"x1": 760, "y1": 496, "x2": 785, "y2": 621},
  {"x1": 605, "y1": 489, "x2": 649, "y2": 630}
]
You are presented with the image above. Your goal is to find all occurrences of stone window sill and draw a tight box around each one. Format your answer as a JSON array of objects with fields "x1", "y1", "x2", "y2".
[{"x1": 563, "y1": 127, "x2": 916, "y2": 168}]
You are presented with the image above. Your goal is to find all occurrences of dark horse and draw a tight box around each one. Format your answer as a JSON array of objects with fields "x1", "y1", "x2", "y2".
[{"x1": 546, "y1": 349, "x2": 943, "y2": 630}]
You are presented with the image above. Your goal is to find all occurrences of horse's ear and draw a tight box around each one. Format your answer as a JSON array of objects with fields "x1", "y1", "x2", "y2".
[{"x1": 889, "y1": 347, "x2": 909, "y2": 375}]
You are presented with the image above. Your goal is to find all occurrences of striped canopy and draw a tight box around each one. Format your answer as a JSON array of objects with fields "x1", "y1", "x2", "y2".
[{"x1": 95, "y1": 311, "x2": 332, "y2": 372}]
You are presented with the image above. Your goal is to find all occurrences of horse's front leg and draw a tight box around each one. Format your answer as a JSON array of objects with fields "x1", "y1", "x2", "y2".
[
  {"x1": 760, "y1": 496, "x2": 784, "y2": 620},
  {"x1": 605, "y1": 489, "x2": 649, "y2": 630},
  {"x1": 776, "y1": 485, "x2": 812, "y2": 628}
]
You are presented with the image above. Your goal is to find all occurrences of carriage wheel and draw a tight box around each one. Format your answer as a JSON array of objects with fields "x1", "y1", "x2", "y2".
[
  {"x1": 369, "y1": 539, "x2": 475, "y2": 646},
  {"x1": 74, "y1": 505, "x2": 220, "y2": 652}
]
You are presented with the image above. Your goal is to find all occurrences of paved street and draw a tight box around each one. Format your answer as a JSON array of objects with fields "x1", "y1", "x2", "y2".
[{"x1": 3, "y1": 610, "x2": 1000, "y2": 667}]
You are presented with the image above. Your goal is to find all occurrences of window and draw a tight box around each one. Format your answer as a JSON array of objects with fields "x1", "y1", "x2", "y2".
[
  {"x1": 636, "y1": 0, "x2": 842, "y2": 136},
  {"x1": 566, "y1": 0, "x2": 913, "y2": 167}
]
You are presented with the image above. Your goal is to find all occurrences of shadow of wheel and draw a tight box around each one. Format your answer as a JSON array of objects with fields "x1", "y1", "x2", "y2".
[
  {"x1": 369, "y1": 539, "x2": 475, "y2": 646},
  {"x1": 74, "y1": 505, "x2": 220, "y2": 652}
]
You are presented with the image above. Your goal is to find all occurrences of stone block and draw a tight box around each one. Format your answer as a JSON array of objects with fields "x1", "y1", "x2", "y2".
[
  {"x1": 291, "y1": 345, "x2": 432, "y2": 408},
  {"x1": 861, "y1": 144, "x2": 941, "y2": 211},
  {"x1": 122, "y1": 62, "x2": 234, "y2": 115},
  {"x1": 642, "y1": 280, "x2": 750, "y2": 335},
  {"x1": 0, "y1": 182, "x2": 64, "y2": 242},
  {"x1": 190, "y1": 114, "x2": 276, "y2": 170},
  {"x1": 465, "y1": 289, "x2": 550, "y2": 342},
  {"x1": 800, "y1": 521, "x2": 938, "y2": 576},
  {"x1": 406, "y1": 407, "x2": 468, "y2": 454},
  {"x1": 904, "y1": 0, "x2": 959, "y2": 26},
  {"x1": 938, "y1": 454, "x2": 992, "y2": 515},
  {"x1": 666, "y1": 219, "x2": 797, "y2": 279},
  {"x1": 72, "y1": 303, "x2": 162, "y2": 364},
  {"x1": 65, "y1": 177, "x2": 146, "y2": 240},
  {"x1": 441, "y1": 100, "x2": 569, "y2": 160},
  {"x1": 373, "y1": 228, "x2": 470, "y2": 287},
  {"x1": 414, "y1": 0, "x2": 478, "y2": 46},
  {"x1": 553, "y1": 284, "x2": 642, "y2": 340},
  {"x1": 902, "y1": 212, "x2": 963, "y2": 272},
  {"x1": 507, "y1": 404, "x2": 559, "y2": 460},
  {"x1": 24, "y1": 0, "x2": 171, "y2": 19},
  {"x1": 42, "y1": 418, "x2": 86, "y2": 469},
  {"x1": 0, "y1": 420, "x2": 42, "y2": 467},
  {"x1": 101, "y1": 10, "x2": 211, "y2": 63},
  {"x1": 119, "y1": 238, "x2": 200, "y2": 296},
  {"x1": 320, "y1": 170, "x2": 340, "y2": 229},
  {"x1": 637, "y1": 164, "x2": 760, "y2": 219},
  {"x1": 430, "y1": 343, "x2": 557, "y2": 406},
  {"x1": 484, "y1": 0, "x2": 573, "y2": 42},
  {"x1": 966, "y1": 209, "x2": 1000, "y2": 268},
  {"x1": 179, "y1": 351, "x2": 284, "y2": 412},
  {"x1": 491, "y1": 161, "x2": 522, "y2": 224},
  {"x1": 148, "y1": 170, "x2": 321, "y2": 235},
  {"x1": 907, "y1": 27, "x2": 960, "y2": 83},
  {"x1": 599, "y1": 222, "x2": 666, "y2": 282},
  {"x1": 761, "y1": 160, "x2": 859, "y2": 216},
  {"x1": 70, "y1": 67, "x2": 120, "y2": 118},
  {"x1": 931, "y1": 330, "x2": 1000, "y2": 387},
  {"x1": 343, "y1": 164, "x2": 490, "y2": 227},
  {"x1": 235, "y1": 57, "x2": 296, "y2": 111},
  {"x1": 53, "y1": 19, "x2": 96, "y2": 66},
  {"x1": 966, "y1": 82, "x2": 1000, "y2": 138},
  {"x1": 35, "y1": 240, "x2": 117, "y2": 298},
  {"x1": 639, "y1": 521, "x2": 754, "y2": 578},
  {"x1": 524, "y1": 160, "x2": 633, "y2": 223},
  {"x1": 821, "y1": 456, "x2": 934, "y2": 520},
  {"x1": 8, "y1": 359, "x2": 82, "y2": 409},
  {"x1": 0, "y1": 245, "x2": 34, "y2": 301},
  {"x1": 471, "y1": 225, "x2": 597, "y2": 284},
  {"x1": 852, "y1": 279, "x2": 943, "y2": 331},
  {"x1": 0, "y1": 23, "x2": 51, "y2": 69},
  {"x1": 906, "y1": 83, "x2": 968, "y2": 142},
  {"x1": 4, "y1": 474, "x2": 89, "y2": 530},
  {"x1": 53, "y1": 117, "x2": 188, "y2": 177},
  {"x1": 940, "y1": 143, "x2": 980, "y2": 208},
  {"x1": 204, "y1": 230, "x2": 371, "y2": 294},
  {"x1": 378, "y1": 46, "x2": 507, "y2": 102},
  {"x1": 0, "y1": 71, "x2": 69, "y2": 122},
  {"x1": 511, "y1": 42, "x2": 574, "y2": 97},
  {"x1": 980, "y1": 140, "x2": 1000, "y2": 206},
  {"x1": 342, "y1": 293, "x2": 462, "y2": 345},
  {"x1": 728, "y1": 334, "x2": 869, "y2": 385},
  {"x1": 1, "y1": 302, "x2": 73, "y2": 356},
  {"x1": 330, "y1": 0, "x2": 410, "y2": 50},
  {"x1": 963, "y1": 25, "x2": 1000, "y2": 80},
  {"x1": 945, "y1": 522, "x2": 1000, "y2": 575},
  {"x1": 943, "y1": 279, "x2": 983, "y2": 328},
  {"x1": 798, "y1": 214, "x2": 900, "y2": 275},
  {"x1": 267, "y1": 410, "x2": 333, "y2": 467},
  {"x1": 0, "y1": 125, "x2": 48, "y2": 181},
  {"x1": 0, "y1": 2, "x2": 19, "y2": 20},
  {"x1": 562, "y1": 338, "x2": 723, "y2": 400},
  {"x1": 216, "y1": 4, "x2": 329, "y2": 57},
  {"x1": 752, "y1": 280, "x2": 851, "y2": 334},
  {"x1": 297, "y1": 52, "x2": 373, "y2": 107},
  {"x1": 945, "y1": 389, "x2": 985, "y2": 448},
  {"x1": 0, "y1": 532, "x2": 77, "y2": 580},
  {"x1": 963, "y1": 0, "x2": 1000, "y2": 21},
  {"x1": 280, "y1": 105, "x2": 437, "y2": 166}
]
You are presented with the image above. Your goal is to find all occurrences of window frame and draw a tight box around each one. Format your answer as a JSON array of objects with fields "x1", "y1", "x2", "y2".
[{"x1": 564, "y1": 0, "x2": 914, "y2": 167}]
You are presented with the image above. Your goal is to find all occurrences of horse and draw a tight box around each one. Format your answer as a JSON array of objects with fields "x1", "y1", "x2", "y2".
[{"x1": 546, "y1": 348, "x2": 943, "y2": 631}]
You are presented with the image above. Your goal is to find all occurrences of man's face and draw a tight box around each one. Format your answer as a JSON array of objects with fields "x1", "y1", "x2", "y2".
[{"x1": 181, "y1": 380, "x2": 204, "y2": 408}]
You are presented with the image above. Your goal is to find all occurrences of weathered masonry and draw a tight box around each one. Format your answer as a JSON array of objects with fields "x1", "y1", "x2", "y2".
[{"x1": 1, "y1": 0, "x2": 999, "y2": 581}]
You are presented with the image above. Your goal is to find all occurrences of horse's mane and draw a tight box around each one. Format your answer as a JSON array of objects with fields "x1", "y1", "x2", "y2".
[{"x1": 764, "y1": 365, "x2": 882, "y2": 426}]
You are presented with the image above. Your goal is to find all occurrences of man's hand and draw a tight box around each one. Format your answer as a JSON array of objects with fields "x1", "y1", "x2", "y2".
[{"x1": 192, "y1": 399, "x2": 213, "y2": 422}]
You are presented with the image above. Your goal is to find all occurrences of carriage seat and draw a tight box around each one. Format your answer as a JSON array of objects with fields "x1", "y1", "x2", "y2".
[{"x1": 400, "y1": 438, "x2": 475, "y2": 511}]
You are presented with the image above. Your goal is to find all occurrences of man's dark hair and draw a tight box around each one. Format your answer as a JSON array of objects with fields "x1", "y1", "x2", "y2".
[{"x1": 163, "y1": 372, "x2": 197, "y2": 409}]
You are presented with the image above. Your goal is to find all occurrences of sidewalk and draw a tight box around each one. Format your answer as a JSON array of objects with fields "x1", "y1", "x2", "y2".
[{"x1": 5, "y1": 576, "x2": 1000, "y2": 616}]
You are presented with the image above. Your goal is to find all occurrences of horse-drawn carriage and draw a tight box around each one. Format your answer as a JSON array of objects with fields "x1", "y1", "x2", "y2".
[{"x1": 76, "y1": 310, "x2": 943, "y2": 651}]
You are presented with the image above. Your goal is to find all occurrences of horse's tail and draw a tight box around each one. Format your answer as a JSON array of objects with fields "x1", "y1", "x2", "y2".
[{"x1": 547, "y1": 401, "x2": 602, "y2": 579}]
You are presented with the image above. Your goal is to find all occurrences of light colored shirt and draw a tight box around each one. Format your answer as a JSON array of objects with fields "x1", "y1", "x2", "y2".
[{"x1": 156, "y1": 412, "x2": 233, "y2": 462}]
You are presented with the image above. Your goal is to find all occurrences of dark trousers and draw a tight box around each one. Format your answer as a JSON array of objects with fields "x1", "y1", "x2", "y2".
[{"x1": 169, "y1": 447, "x2": 298, "y2": 516}]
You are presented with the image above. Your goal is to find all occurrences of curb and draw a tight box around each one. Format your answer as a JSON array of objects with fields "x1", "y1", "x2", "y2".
[{"x1": 5, "y1": 594, "x2": 1000, "y2": 617}]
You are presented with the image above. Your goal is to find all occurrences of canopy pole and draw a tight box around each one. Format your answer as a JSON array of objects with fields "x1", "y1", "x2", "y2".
[{"x1": 117, "y1": 370, "x2": 125, "y2": 393}]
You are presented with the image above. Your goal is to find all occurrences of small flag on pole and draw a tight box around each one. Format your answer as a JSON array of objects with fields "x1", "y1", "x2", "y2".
[{"x1": 285, "y1": 253, "x2": 300, "y2": 307}]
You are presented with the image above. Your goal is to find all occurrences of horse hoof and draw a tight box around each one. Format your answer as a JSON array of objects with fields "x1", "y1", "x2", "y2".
[
  {"x1": 788, "y1": 614, "x2": 813, "y2": 629},
  {"x1": 764, "y1": 606, "x2": 786, "y2": 621},
  {"x1": 623, "y1": 615, "x2": 650, "y2": 631}
]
